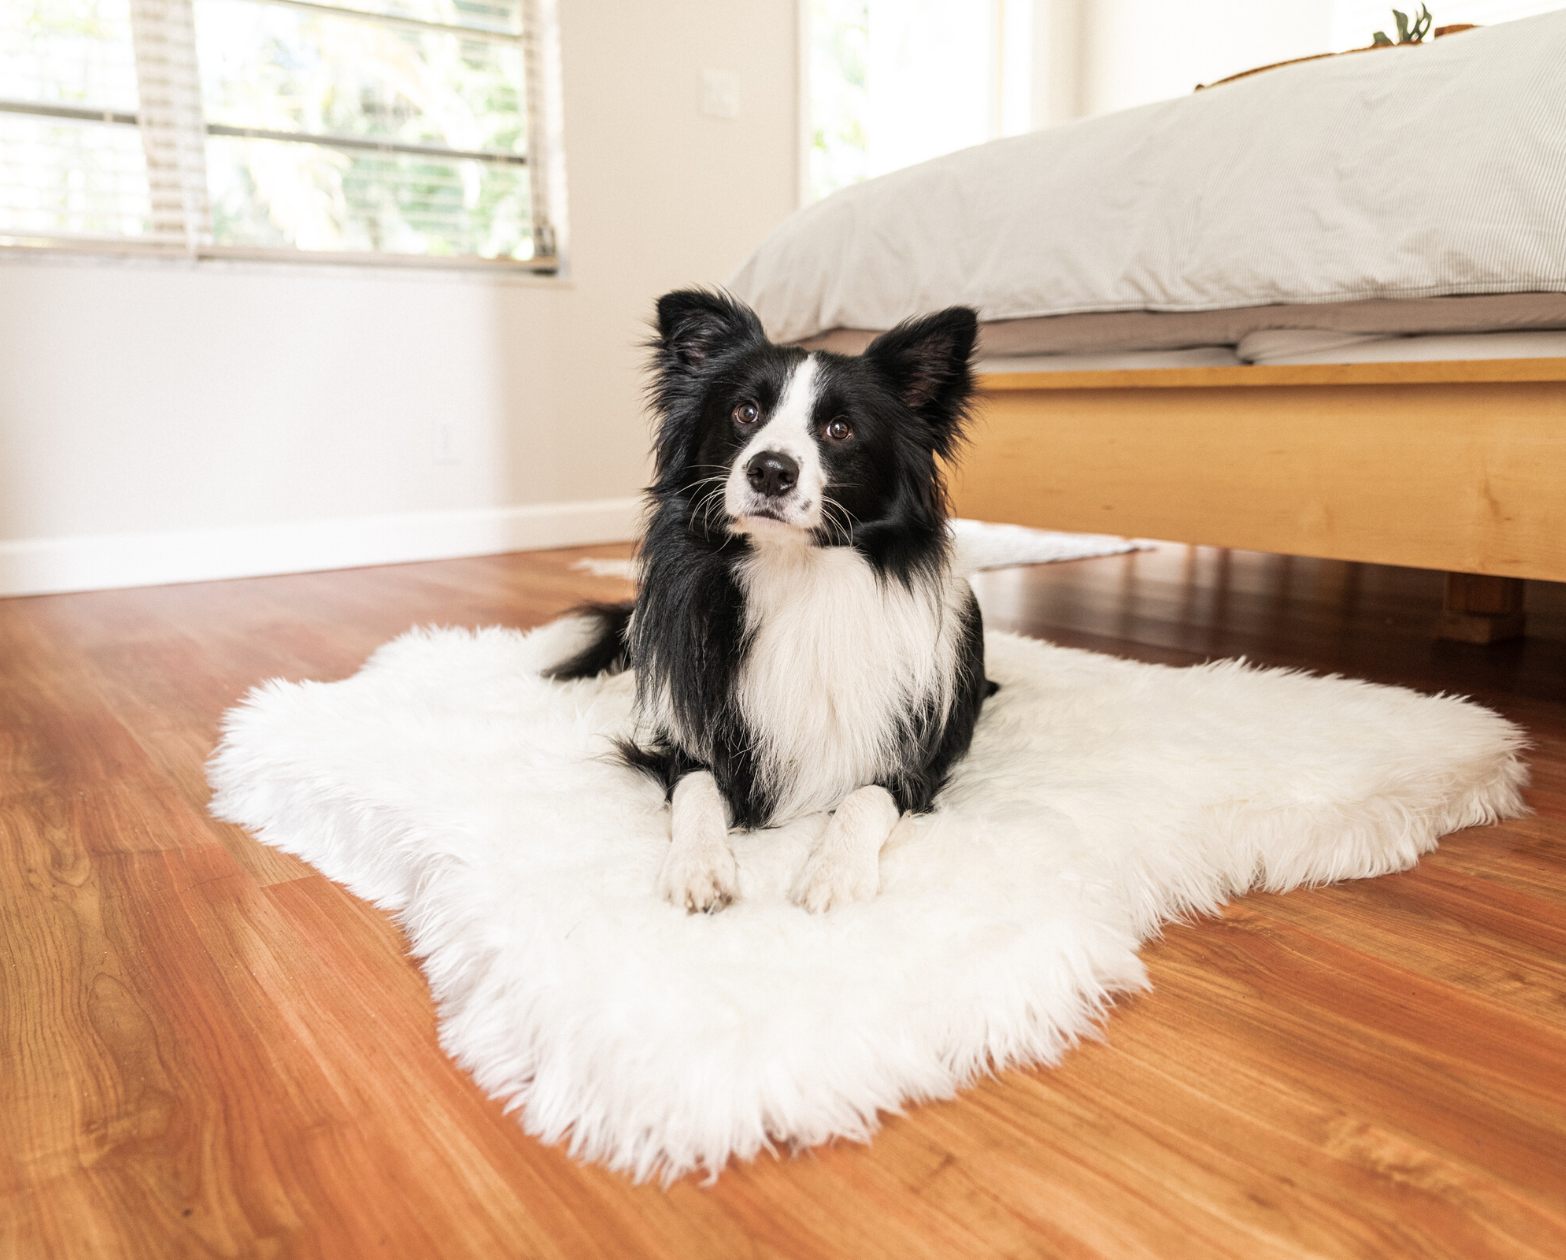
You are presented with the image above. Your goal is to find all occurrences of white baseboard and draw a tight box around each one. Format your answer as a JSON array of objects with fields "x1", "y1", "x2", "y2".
[{"x1": 0, "y1": 497, "x2": 643, "y2": 598}]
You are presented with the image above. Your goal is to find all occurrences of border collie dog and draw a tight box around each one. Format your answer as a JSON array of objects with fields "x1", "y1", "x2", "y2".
[{"x1": 548, "y1": 289, "x2": 994, "y2": 914}]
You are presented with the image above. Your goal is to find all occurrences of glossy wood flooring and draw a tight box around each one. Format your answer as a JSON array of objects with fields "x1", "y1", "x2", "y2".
[{"x1": 4, "y1": 543, "x2": 1564, "y2": 1259}]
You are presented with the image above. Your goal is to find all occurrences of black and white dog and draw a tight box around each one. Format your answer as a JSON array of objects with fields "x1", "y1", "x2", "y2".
[{"x1": 548, "y1": 289, "x2": 994, "y2": 914}]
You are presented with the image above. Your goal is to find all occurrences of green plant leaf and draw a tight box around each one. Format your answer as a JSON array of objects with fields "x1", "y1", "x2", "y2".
[{"x1": 1372, "y1": 30, "x2": 1393, "y2": 44}]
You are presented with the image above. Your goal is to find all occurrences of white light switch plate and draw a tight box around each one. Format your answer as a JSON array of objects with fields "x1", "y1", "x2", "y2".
[{"x1": 700, "y1": 69, "x2": 740, "y2": 119}]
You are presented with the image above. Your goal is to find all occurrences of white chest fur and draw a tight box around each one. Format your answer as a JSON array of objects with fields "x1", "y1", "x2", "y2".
[{"x1": 735, "y1": 540, "x2": 967, "y2": 822}]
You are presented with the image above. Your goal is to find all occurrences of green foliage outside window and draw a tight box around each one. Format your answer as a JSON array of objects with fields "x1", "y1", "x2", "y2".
[{"x1": 809, "y1": 0, "x2": 868, "y2": 203}]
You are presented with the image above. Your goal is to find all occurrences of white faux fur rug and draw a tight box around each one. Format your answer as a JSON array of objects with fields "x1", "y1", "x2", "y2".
[
  {"x1": 570, "y1": 519, "x2": 1150, "y2": 581},
  {"x1": 207, "y1": 620, "x2": 1527, "y2": 1182},
  {"x1": 948, "y1": 518, "x2": 1152, "y2": 570}
]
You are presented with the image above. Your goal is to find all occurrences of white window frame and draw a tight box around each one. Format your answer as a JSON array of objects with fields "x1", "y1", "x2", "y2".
[{"x1": 0, "y1": 0, "x2": 566, "y2": 272}]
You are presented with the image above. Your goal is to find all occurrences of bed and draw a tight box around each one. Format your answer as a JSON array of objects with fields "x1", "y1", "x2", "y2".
[{"x1": 727, "y1": 12, "x2": 1566, "y2": 641}]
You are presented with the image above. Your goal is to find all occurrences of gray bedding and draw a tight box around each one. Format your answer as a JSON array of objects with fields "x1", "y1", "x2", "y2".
[
  {"x1": 802, "y1": 293, "x2": 1566, "y2": 357},
  {"x1": 733, "y1": 12, "x2": 1566, "y2": 354}
]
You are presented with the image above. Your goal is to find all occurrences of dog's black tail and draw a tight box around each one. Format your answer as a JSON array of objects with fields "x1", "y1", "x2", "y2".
[{"x1": 541, "y1": 600, "x2": 636, "y2": 680}]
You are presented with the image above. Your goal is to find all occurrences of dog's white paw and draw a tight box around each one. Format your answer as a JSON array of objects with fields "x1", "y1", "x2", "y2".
[
  {"x1": 662, "y1": 770, "x2": 738, "y2": 914},
  {"x1": 790, "y1": 785, "x2": 900, "y2": 914},
  {"x1": 790, "y1": 840, "x2": 879, "y2": 914},
  {"x1": 659, "y1": 841, "x2": 738, "y2": 913}
]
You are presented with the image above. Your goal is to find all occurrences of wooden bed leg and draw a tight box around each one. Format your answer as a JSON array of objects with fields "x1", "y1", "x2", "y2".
[{"x1": 1438, "y1": 573, "x2": 1526, "y2": 644}]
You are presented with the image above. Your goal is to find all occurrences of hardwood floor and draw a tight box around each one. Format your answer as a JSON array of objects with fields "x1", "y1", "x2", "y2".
[{"x1": 3, "y1": 543, "x2": 1563, "y2": 1259}]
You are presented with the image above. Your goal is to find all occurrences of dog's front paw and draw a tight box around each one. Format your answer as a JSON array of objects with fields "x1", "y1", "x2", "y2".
[
  {"x1": 658, "y1": 841, "x2": 738, "y2": 914},
  {"x1": 790, "y1": 786, "x2": 899, "y2": 914},
  {"x1": 790, "y1": 841, "x2": 879, "y2": 914}
]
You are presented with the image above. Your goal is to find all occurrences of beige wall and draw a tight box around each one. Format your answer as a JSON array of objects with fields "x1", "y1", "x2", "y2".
[
  {"x1": 1079, "y1": 0, "x2": 1335, "y2": 117},
  {"x1": 0, "y1": 0, "x2": 798, "y2": 591}
]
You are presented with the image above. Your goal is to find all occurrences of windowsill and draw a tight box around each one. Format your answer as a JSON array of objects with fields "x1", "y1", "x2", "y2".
[{"x1": 0, "y1": 241, "x2": 571, "y2": 286}]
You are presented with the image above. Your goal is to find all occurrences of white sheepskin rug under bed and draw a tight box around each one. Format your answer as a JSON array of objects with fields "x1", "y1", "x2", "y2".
[{"x1": 207, "y1": 620, "x2": 1528, "y2": 1182}]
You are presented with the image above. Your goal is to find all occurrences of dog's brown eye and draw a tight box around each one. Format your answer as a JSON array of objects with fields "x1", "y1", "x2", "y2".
[
  {"x1": 826, "y1": 418, "x2": 853, "y2": 441},
  {"x1": 734, "y1": 402, "x2": 760, "y2": 426}
]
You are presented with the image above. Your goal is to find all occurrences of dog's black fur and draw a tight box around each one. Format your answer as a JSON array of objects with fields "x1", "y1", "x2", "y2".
[{"x1": 547, "y1": 289, "x2": 995, "y2": 828}]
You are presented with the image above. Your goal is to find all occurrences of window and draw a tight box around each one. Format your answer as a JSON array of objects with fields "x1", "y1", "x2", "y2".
[
  {"x1": 0, "y1": 0, "x2": 559, "y2": 268},
  {"x1": 805, "y1": 0, "x2": 1029, "y2": 204}
]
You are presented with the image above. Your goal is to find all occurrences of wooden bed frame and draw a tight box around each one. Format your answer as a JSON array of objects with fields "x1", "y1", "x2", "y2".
[{"x1": 950, "y1": 357, "x2": 1566, "y2": 642}]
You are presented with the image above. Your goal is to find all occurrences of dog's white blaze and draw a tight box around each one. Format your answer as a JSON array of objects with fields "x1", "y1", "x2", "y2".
[
  {"x1": 724, "y1": 355, "x2": 827, "y2": 531},
  {"x1": 736, "y1": 539, "x2": 970, "y2": 822}
]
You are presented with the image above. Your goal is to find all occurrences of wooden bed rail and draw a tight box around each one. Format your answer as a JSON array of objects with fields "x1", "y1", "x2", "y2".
[{"x1": 951, "y1": 357, "x2": 1566, "y2": 587}]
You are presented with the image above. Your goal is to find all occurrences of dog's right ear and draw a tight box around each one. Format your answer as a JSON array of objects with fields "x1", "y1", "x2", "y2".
[{"x1": 654, "y1": 289, "x2": 765, "y2": 370}]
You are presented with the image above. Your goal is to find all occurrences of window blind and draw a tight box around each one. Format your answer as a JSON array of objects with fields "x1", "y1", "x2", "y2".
[{"x1": 0, "y1": 0, "x2": 557, "y2": 268}]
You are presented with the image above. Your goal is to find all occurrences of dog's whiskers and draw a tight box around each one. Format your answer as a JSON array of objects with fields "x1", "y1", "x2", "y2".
[
  {"x1": 821, "y1": 496, "x2": 858, "y2": 548},
  {"x1": 690, "y1": 482, "x2": 730, "y2": 541},
  {"x1": 679, "y1": 473, "x2": 728, "y2": 497},
  {"x1": 678, "y1": 473, "x2": 735, "y2": 542}
]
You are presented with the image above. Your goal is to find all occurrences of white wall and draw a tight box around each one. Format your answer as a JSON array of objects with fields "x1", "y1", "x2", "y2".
[
  {"x1": 1038, "y1": 0, "x2": 1565, "y2": 123},
  {"x1": 1079, "y1": 0, "x2": 1335, "y2": 118},
  {"x1": 0, "y1": 0, "x2": 799, "y2": 595},
  {"x1": 1026, "y1": 0, "x2": 1087, "y2": 129}
]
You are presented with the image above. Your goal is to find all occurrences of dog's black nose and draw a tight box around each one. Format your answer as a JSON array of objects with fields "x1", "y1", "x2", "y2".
[{"x1": 745, "y1": 450, "x2": 798, "y2": 498}]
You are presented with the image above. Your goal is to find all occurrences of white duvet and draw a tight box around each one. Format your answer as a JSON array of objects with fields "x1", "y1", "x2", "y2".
[{"x1": 729, "y1": 12, "x2": 1566, "y2": 344}]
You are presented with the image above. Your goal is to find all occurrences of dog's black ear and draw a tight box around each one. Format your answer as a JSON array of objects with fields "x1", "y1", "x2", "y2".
[
  {"x1": 863, "y1": 307, "x2": 979, "y2": 454},
  {"x1": 654, "y1": 289, "x2": 765, "y2": 370}
]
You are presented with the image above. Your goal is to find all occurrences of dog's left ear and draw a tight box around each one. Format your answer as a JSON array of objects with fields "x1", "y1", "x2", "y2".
[{"x1": 864, "y1": 307, "x2": 979, "y2": 454}]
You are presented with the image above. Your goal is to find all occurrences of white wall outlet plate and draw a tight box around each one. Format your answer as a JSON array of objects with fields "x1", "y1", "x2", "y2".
[
  {"x1": 432, "y1": 422, "x2": 458, "y2": 465},
  {"x1": 700, "y1": 69, "x2": 740, "y2": 120}
]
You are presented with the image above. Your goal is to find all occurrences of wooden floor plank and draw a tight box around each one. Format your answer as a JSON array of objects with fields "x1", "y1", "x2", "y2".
[
  {"x1": 3, "y1": 540, "x2": 1564, "y2": 1258},
  {"x1": 1244, "y1": 855, "x2": 1566, "y2": 1028},
  {"x1": 1142, "y1": 919, "x2": 1566, "y2": 1211},
  {"x1": 1016, "y1": 1030, "x2": 1565, "y2": 1260},
  {"x1": 1425, "y1": 817, "x2": 1566, "y2": 902}
]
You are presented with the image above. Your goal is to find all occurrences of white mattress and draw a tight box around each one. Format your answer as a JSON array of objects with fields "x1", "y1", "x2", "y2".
[
  {"x1": 974, "y1": 329, "x2": 1566, "y2": 373},
  {"x1": 730, "y1": 12, "x2": 1566, "y2": 346}
]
